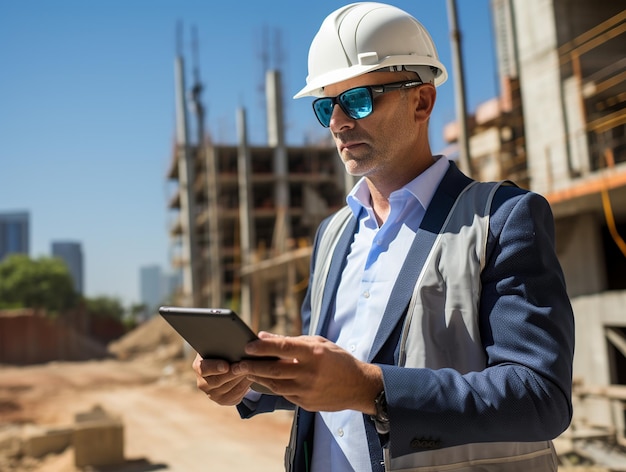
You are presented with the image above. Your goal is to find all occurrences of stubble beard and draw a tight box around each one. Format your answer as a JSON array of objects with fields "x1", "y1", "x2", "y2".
[
  {"x1": 336, "y1": 132, "x2": 377, "y2": 177},
  {"x1": 341, "y1": 148, "x2": 376, "y2": 177}
]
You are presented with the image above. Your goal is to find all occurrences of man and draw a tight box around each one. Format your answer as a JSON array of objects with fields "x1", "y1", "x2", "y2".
[{"x1": 193, "y1": 3, "x2": 575, "y2": 471}]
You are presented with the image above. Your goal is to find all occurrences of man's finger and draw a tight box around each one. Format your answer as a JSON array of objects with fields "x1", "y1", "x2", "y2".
[
  {"x1": 234, "y1": 357, "x2": 300, "y2": 380},
  {"x1": 198, "y1": 358, "x2": 230, "y2": 376},
  {"x1": 245, "y1": 334, "x2": 322, "y2": 359}
]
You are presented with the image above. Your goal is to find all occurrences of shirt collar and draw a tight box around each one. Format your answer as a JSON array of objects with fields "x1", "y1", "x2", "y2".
[{"x1": 346, "y1": 155, "x2": 450, "y2": 218}]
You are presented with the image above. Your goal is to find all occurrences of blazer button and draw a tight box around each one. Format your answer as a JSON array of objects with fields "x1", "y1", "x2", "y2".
[{"x1": 410, "y1": 438, "x2": 441, "y2": 449}]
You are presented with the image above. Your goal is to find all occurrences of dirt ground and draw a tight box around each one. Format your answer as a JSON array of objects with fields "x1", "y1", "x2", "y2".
[
  {"x1": 0, "y1": 357, "x2": 293, "y2": 472},
  {"x1": 0, "y1": 313, "x2": 294, "y2": 472}
]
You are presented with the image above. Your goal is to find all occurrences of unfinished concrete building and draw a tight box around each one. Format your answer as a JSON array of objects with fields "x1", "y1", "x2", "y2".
[
  {"x1": 166, "y1": 64, "x2": 347, "y2": 334},
  {"x1": 445, "y1": 0, "x2": 626, "y2": 457}
]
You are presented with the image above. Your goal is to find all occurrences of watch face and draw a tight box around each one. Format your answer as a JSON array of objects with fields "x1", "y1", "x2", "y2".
[{"x1": 375, "y1": 391, "x2": 389, "y2": 422}]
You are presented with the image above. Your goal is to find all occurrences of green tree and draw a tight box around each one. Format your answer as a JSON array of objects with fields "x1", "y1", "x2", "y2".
[
  {"x1": 129, "y1": 303, "x2": 147, "y2": 318},
  {"x1": 85, "y1": 295, "x2": 125, "y2": 320},
  {"x1": 0, "y1": 254, "x2": 78, "y2": 312},
  {"x1": 124, "y1": 302, "x2": 147, "y2": 330}
]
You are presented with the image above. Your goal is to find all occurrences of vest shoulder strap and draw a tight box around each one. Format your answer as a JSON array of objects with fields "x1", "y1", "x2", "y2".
[{"x1": 308, "y1": 206, "x2": 352, "y2": 335}]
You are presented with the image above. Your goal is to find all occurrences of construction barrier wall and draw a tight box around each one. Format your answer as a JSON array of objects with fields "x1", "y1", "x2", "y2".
[{"x1": 0, "y1": 309, "x2": 110, "y2": 365}]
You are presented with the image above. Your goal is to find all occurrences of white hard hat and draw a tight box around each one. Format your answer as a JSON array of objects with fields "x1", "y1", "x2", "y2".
[{"x1": 294, "y1": 2, "x2": 448, "y2": 98}]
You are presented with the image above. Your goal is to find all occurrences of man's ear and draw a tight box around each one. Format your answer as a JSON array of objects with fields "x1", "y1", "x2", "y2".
[{"x1": 413, "y1": 84, "x2": 436, "y2": 123}]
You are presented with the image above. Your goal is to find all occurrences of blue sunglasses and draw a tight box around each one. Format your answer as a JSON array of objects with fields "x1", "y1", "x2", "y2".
[{"x1": 312, "y1": 79, "x2": 423, "y2": 128}]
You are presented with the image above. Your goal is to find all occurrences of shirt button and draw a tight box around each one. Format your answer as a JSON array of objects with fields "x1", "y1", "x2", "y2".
[
  {"x1": 376, "y1": 239, "x2": 382, "y2": 245},
  {"x1": 363, "y1": 290, "x2": 370, "y2": 298},
  {"x1": 337, "y1": 428, "x2": 344, "y2": 437},
  {"x1": 349, "y1": 344, "x2": 356, "y2": 352}
]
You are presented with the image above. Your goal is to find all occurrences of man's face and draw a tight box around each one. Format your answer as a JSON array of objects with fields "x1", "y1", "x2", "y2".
[{"x1": 321, "y1": 71, "x2": 424, "y2": 180}]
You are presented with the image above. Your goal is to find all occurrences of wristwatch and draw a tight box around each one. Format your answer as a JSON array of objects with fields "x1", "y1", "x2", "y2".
[{"x1": 371, "y1": 390, "x2": 390, "y2": 434}]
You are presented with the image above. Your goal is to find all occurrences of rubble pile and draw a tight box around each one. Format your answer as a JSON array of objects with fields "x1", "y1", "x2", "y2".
[{"x1": 108, "y1": 314, "x2": 185, "y2": 363}]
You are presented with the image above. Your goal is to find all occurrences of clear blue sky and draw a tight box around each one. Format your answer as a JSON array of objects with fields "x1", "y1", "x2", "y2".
[{"x1": 0, "y1": 0, "x2": 498, "y2": 307}]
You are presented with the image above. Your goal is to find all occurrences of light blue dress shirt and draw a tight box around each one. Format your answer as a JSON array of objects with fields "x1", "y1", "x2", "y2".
[{"x1": 311, "y1": 156, "x2": 449, "y2": 471}]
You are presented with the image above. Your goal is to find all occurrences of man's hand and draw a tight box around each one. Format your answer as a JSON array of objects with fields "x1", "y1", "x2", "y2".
[
  {"x1": 232, "y1": 332, "x2": 383, "y2": 414},
  {"x1": 192, "y1": 354, "x2": 254, "y2": 406}
]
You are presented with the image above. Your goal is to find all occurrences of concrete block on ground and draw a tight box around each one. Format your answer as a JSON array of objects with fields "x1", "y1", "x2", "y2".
[
  {"x1": 0, "y1": 425, "x2": 22, "y2": 457},
  {"x1": 21, "y1": 425, "x2": 73, "y2": 458},
  {"x1": 73, "y1": 420, "x2": 124, "y2": 468},
  {"x1": 74, "y1": 404, "x2": 111, "y2": 423}
]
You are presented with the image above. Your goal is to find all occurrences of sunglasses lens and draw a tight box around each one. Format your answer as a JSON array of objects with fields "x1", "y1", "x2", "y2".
[
  {"x1": 313, "y1": 99, "x2": 334, "y2": 127},
  {"x1": 312, "y1": 87, "x2": 374, "y2": 127},
  {"x1": 340, "y1": 88, "x2": 373, "y2": 120}
]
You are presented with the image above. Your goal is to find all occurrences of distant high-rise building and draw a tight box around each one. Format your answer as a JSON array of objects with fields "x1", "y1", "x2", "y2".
[
  {"x1": 140, "y1": 265, "x2": 164, "y2": 312},
  {"x1": 51, "y1": 241, "x2": 84, "y2": 294},
  {"x1": 0, "y1": 211, "x2": 30, "y2": 261},
  {"x1": 140, "y1": 265, "x2": 181, "y2": 315},
  {"x1": 164, "y1": 271, "x2": 182, "y2": 303}
]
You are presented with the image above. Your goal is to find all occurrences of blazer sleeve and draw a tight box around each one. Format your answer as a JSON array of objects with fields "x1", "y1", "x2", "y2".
[{"x1": 379, "y1": 187, "x2": 575, "y2": 457}]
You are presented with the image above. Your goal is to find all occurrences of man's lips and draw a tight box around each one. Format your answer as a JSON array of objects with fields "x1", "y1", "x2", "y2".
[{"x1": 340, "y1": 141, "x2": 365, "y2": 152}]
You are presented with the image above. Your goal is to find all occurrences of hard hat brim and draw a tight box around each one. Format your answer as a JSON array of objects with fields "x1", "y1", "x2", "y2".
[{"x1": 293, "y1": 55, "x2": 448, "y2": 99}]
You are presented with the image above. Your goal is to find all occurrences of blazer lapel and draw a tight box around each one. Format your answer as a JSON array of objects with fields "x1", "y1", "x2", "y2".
[{"x1": 366, "y1": 228, "x2": 437, "y2": 362}]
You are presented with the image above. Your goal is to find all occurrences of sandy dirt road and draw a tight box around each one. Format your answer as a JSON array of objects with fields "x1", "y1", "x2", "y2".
[{"x1": 0, "y1": 358, "x2": 293, "y2": 471}]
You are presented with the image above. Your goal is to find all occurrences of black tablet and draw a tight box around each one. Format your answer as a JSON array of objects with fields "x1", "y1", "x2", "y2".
[
  {"x1": 159, "y1": 306, "x2": 276, "y2": 394},
  {"x1": 158, "y1": 306, "x2": 269, "y2": 363}
]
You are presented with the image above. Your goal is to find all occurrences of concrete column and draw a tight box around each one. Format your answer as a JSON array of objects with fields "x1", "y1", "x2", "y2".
[{"x1": 557, "y1": 212, "x2": 607, "y2": 297}]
